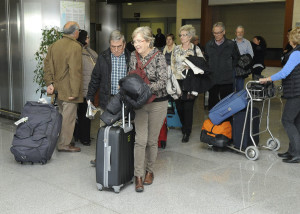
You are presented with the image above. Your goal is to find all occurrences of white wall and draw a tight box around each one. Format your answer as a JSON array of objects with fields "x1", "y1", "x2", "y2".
[
  {"x1": 22, "y1": 0, "x2": 90, "y2": 103},
  {"x1": 176, "y1": 0, "x2": 201, "y2": 44},
  {"x1": 216, "y1": 2, "x2": 285, "y2": 48},
  {"x1": 122, "y1": 2, "x2": 176, "y2": 19},
  {"x1": 293, "y1": 0, "x2": 300, "y2": 27}
]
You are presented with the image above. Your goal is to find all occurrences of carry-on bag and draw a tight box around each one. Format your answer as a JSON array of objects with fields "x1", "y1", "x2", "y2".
[
  {"x1": 200, "y1": 119, "x2": 232, "y2": 148},
  {"x1": 167, "y1": 101, "x2": 182, "y2": 128},
  {"x1": 233, "y1": 107, "x2": 260, "y2": 150},
  {"x1": 209, "y1": 89, "x2": 248, "y2": 125},
  {"x1": 96, "y1": 103, "x2": 134, "y2": 193},
  {"x1": 10, "y1": 91, "x2": 62, "y2": 164},
  {"x1": 158, "y1": 118, "x2": 167, "y2": 149}
]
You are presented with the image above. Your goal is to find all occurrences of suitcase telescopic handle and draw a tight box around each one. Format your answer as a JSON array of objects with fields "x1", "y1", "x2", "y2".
[
  {"x1": 53, "y1": 91, "x2": 58, "y2": 105},
  {"x1": 122, "y1": 102, "x2": 133, "y2": 133},
  {"x1": 40, "y1": 89, "x2": 58, "y2": 105},
  {"x1": 40, "y1": 89, "x2": 46, "y2": 98}
]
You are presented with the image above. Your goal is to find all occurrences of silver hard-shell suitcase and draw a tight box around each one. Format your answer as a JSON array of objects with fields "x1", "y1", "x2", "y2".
[{"x1": 96, "y1": 104, "x2": 134, "y2": 193}]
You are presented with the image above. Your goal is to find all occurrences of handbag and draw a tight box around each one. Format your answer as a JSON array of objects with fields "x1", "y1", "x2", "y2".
[
  {"x1": 166, "y1": 65, "x2": 181, "y2": 100},
  {"x1": 128, "y1": 51, "x2": 159, "y2": 103},
  {"x1": 236, "y1": 54, "x2": 253, "y2": 77}
]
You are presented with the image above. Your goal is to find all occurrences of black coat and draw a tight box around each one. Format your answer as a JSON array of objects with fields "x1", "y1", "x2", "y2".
[
  {"x1": 181, "y1": 56, "x2": 213, "y2": 96},
  {"x1": 100, "y1": 74, "x2": 152, "y2": 125},
  {"x1": 86, "y1": 48, "x2": 131, "y2": 110},
  {"x1": 204, "y1": 37, "x2": 240, "y2": 85},
  {"x1": 251, "y1": 42, "x2": 266, "y2": 67}
]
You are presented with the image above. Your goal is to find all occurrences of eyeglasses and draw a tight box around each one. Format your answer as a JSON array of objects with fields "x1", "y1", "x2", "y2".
[
  {"x1": 131, "y1": 40, "x2": 145, "y2": 45},
  {"x1": 179, "y1": 33, "x2": 188, "y2": 37},
  {"x1": 213, "y1": 30, "x2": 224, "y2": 35},
  {"x1": 110, "y1": 45, "x2": 124, "y2": 50}
]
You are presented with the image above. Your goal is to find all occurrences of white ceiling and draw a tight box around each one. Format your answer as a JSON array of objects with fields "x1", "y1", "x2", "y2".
[{"x1": 209, "y1": 0, "x2": 285, "y2": 6}]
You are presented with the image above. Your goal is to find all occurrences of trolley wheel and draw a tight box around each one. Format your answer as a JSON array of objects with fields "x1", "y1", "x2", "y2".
[
  {"x1": 266, "y1": 138, "x2": 280, "y2": 151},
  {"x1": 245, "y1": 146, "x2": 260, "y2": 161}
]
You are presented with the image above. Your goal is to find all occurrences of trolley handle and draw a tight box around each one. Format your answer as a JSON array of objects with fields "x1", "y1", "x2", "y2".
[{"x1": 245, "y1": 80, "x2": 260, "y2": 87}]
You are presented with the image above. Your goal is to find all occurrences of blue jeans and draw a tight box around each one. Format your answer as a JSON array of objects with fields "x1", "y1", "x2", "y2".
[
  {"x1": 235, "y1": 77, "x2": 244, "y2": 92},
  {"x1": 282, "y1": 97, "x2": 300, "y2": 157}
]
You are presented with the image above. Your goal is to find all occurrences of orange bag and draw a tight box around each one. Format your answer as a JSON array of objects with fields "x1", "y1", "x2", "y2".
[{"x1": 200, "y1": 119, "x2": 232, "y2": 147}]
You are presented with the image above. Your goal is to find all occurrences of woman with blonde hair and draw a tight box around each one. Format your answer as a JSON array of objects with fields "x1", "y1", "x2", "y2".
[
  {"x1": 129, "y1": 26, "x2": 168, "y2": 192},
  {"x1": 171, "y1": 24, "x2": 204, "y2": 143},
  {"x1": 259, "y1": 27, "x2": 300, "y2": 163}
]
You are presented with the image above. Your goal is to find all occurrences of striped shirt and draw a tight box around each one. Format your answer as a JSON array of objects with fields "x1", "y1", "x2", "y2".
[
  {"x1": 233, "y1": 38, "x2": 254, "y2": 57},
  {"x1": 111, "y1": 52, "x2": 127, "y2": 95}
]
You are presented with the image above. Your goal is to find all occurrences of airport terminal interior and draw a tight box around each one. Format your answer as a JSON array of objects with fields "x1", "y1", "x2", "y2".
[
  {"x1": 1, "y1": 68, "x2": 300, "y2": 214},
  {"x1": 1, "y1": 0, "x2": 300, "y2": 213}
]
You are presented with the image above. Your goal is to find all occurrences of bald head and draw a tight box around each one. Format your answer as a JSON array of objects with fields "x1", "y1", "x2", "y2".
[{"x1": 63, "y1": 21, "x2": 80, "y2": 39}]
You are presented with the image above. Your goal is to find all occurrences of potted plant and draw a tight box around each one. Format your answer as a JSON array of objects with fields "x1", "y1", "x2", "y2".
[{"x1": 33, "y1": 26, "x2": 63, "y2": 93}]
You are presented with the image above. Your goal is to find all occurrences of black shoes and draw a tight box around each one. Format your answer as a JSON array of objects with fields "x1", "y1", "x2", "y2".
[
  {"x1": 278, "y1": 151, "x2": 292, "y2": 159},
  {"x1": 278, "y1": 151, "x2": 300, "y2": 163},
  {"x1": 81, "y1": 141, "x2": 91, "y2": 146},
  {"x1": 282, "y1": 156, "x2": 300, "y2": 163},
  {"x1": 182, "y1": 134, "x2": 190, "y2": 143}
]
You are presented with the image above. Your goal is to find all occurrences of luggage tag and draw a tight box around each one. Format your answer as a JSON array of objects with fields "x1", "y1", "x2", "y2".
[{"x1": 14, "y1": 117, "x2": 28, "y2": 126}]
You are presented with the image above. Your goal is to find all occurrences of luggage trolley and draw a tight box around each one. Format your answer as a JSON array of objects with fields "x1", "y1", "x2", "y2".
[{"x1": 227, "y1": 80, "x2": 280, "y2": 160}]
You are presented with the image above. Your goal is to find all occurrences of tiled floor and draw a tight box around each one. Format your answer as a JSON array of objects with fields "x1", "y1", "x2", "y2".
[{"x1": 1, "y1": 67, "x2": 300, "y2": 214}]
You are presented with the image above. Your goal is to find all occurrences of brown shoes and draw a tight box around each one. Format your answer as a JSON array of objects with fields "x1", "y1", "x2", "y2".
[
  {"x1": 135, "y1": 176, "x2": 144, "y2": 192},
  {"x1": 143, "y1": 171, "x2": 154, "y2": 185},
  {"x1": 58, "y1": 145, "x2": 81, "y2": 152}
]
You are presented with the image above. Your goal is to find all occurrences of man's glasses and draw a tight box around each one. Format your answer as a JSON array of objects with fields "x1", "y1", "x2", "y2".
[
  {"x1": 213, "y1": 30, "x2": 224, "y2": 35},
  {"x1": 110, "y1": 45, "x2": 124, "y2": 50}
]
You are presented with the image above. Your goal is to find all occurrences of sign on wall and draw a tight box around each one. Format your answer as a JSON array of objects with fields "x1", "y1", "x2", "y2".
[{"x1": 60, "y1": 1, "x2": 85, "y2": 29}]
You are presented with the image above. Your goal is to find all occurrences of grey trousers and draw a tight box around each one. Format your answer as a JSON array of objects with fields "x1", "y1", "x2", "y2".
[
  {"x1": 282, "y1": 97, "x2": 300, "y2": 157},
  {"x1": 134, "y1": 100, "x2": 168, "y2": 177},
  {"x1": 57, "y1": 100, "x2": 78, "y2": 149}
]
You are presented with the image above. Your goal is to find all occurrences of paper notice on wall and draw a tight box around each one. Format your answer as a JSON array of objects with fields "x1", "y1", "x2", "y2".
[{"x1": 60, "y1": 1, "x2": 85, "y2": 30}]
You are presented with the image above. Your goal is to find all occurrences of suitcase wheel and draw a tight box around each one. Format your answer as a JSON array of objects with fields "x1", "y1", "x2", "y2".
[
  {"x1": 161, "y1": 141, "x2": 166, "y2": 149},
  {"x1": 96, "y1": 183, "x2": 103, "y2": 191},
  {"x1": 40, "y1": 161, "x2": 47, "y2": 165},
  {"x1": 113, "y1": 186, "x2": 120, "y2": 193}
]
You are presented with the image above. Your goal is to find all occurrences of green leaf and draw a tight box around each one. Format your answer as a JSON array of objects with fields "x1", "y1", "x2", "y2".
[{"x1": 33, "y1": 26, "x2": 63, "y2": 93}]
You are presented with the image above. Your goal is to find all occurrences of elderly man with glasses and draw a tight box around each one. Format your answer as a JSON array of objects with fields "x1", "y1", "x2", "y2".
[
  {"x1": 86, "y1": 30, "x2": 131, "y2": 165},
  {"x1": 204, "y1": 22, "x2": 240, "y2": 110}
]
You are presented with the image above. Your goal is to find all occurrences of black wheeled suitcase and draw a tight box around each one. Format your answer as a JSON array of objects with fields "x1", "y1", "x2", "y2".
[
  {"x1": 10, "y1": 91, "x2": 62, "y2": 164},
  {"x1": 233, "y1": 107, "x2": 260, "y2": 150},
  {"x1": 96, "y1": 104, "x2": 134, "y2": 193}
]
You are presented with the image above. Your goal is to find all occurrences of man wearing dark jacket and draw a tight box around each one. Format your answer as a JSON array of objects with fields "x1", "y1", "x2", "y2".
[
  {"x1": 86, "y1": 30, "x2": 130, "y2": 165},
  {"x1": 86, "y1": 30, "x2": 131, "y2": 111},
  {"x1": 204, "y1": 22, "x2": 240, "y2": 110}
]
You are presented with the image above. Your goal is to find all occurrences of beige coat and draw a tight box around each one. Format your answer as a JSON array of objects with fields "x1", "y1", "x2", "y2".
[
  {"x1": 44, "y1": 34, "x2": 83, "y2": 103},
  {"x1": 81, "y1": 47, "x2": 98, "y2": 97}
]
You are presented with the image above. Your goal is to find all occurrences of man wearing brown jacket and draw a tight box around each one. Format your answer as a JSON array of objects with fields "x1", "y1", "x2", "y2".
[{"x1": 44, "y1": 21, "x2": 83, "y2": 152}]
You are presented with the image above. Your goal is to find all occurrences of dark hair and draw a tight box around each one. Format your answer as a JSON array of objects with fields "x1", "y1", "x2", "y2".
[
  {"x1": 77, "y1": 30, "x2": 88, "y2": 46},
  {"x1": 166, "y1": 33, "x2": 175, "y2": 41},
  {"x1": 253, "y1": 36, "x2": 267, "y2": 49}
]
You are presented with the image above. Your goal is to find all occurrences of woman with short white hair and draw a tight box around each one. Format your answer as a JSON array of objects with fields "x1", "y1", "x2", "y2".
[
  {"x1": 171, "y1": 24, "x2": 204, "y2": 143},
  {"x1": 129, "y1": 26, "x2": 168, "y2": 192}
]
